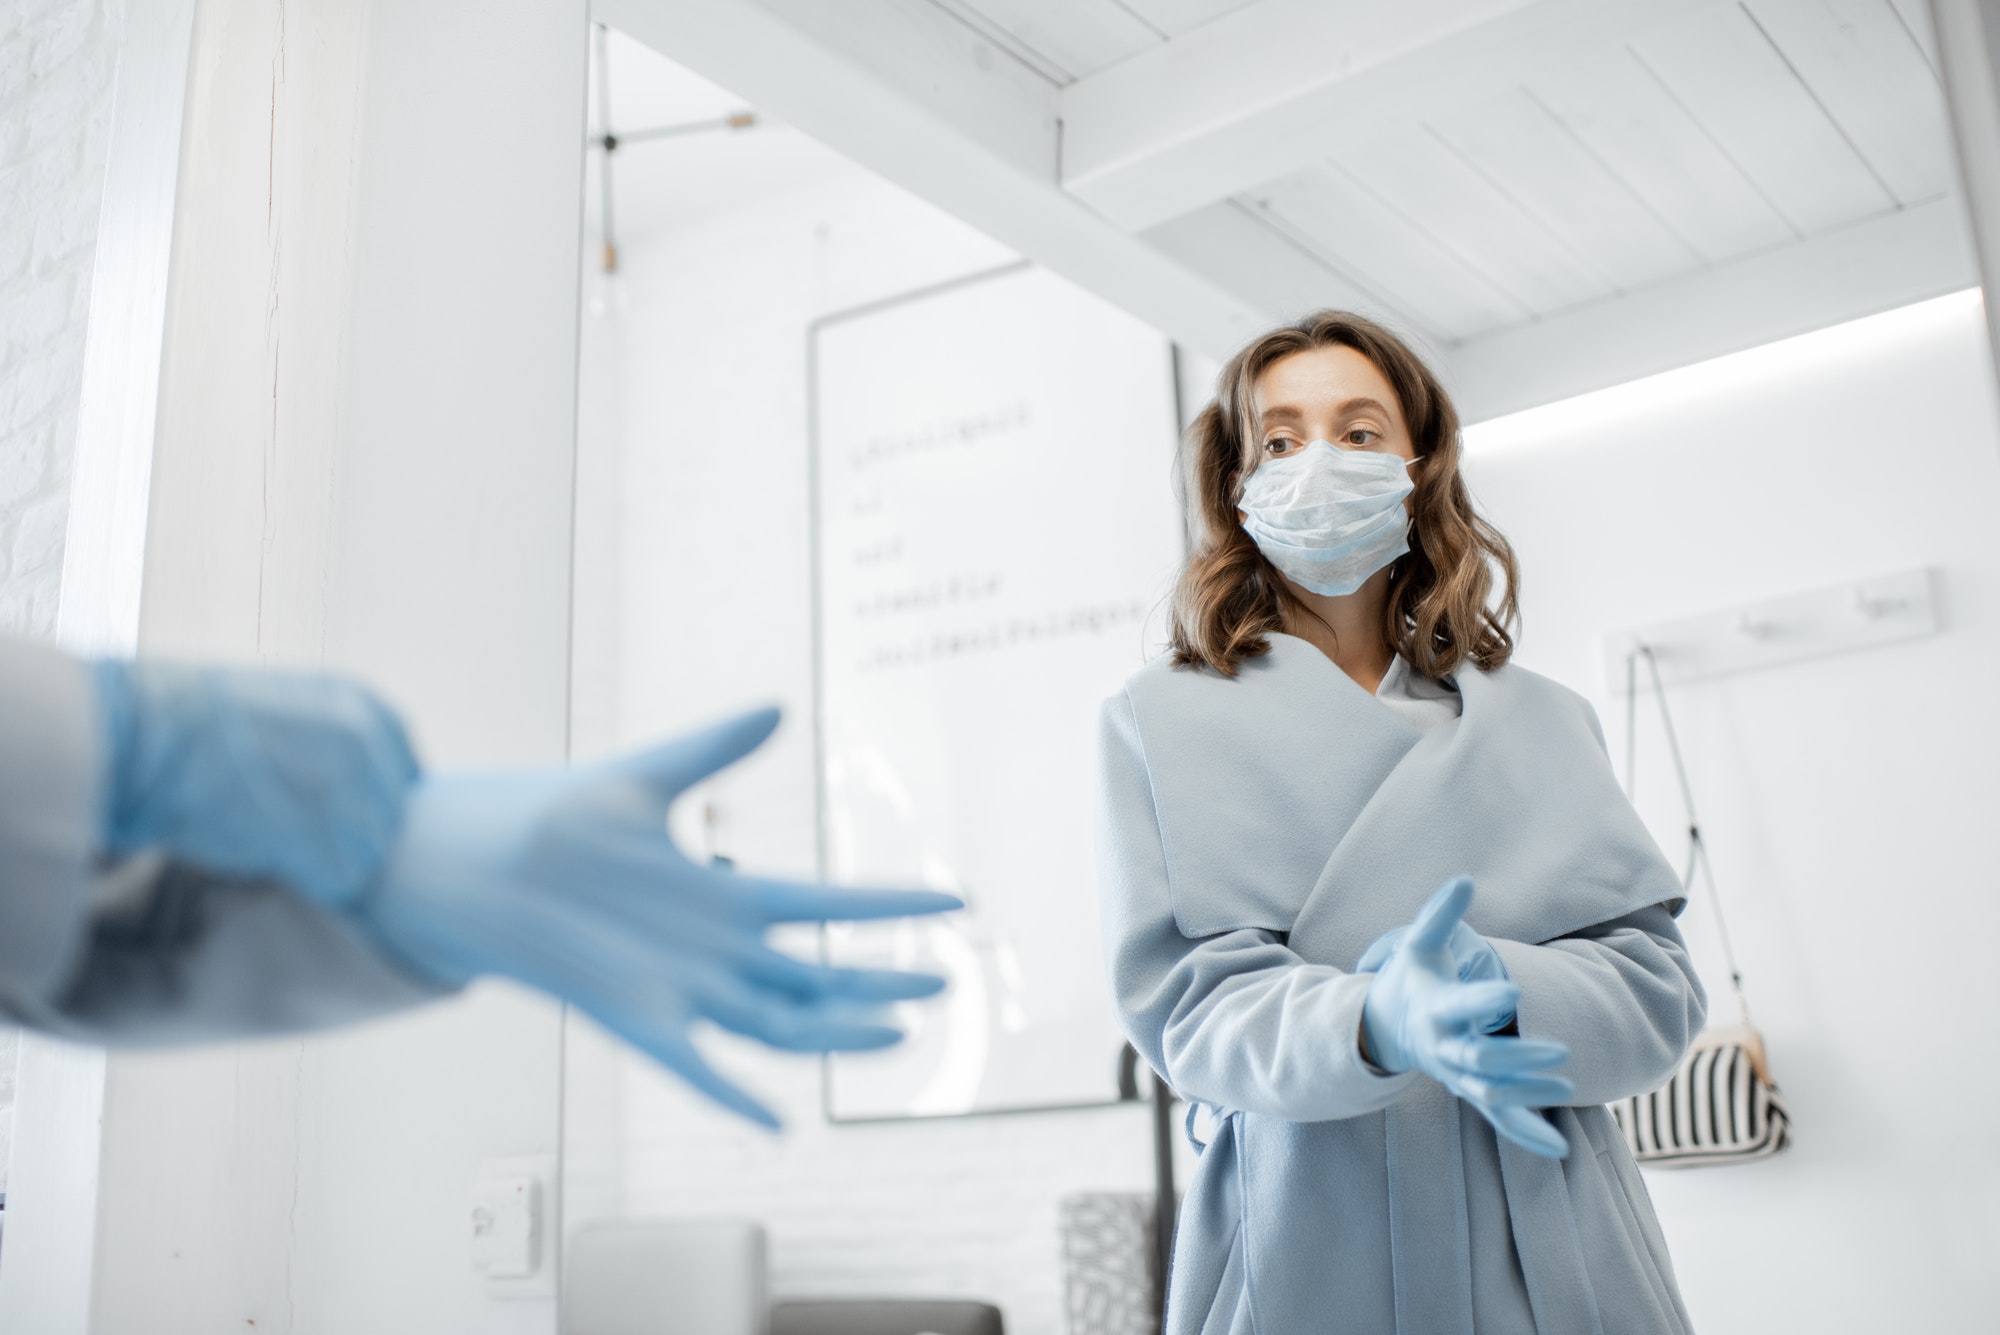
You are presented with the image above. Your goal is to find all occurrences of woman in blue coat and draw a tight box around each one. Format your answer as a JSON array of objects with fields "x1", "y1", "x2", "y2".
[{"x1": 1096, "y1": 311, "x2": 1707, "y2": 1334}]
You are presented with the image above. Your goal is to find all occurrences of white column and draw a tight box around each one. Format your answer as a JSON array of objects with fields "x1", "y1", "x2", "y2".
[
  {"x1": 1934, "y1": 0, "x2": 2000, "y2": 381},
  {"x1": 2, "y1": 0, "x2": 590, "y2": 1329}
]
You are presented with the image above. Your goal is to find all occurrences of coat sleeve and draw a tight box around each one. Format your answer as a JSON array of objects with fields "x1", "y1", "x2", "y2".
[
  {"x1": 0, "y1": 635, "x2": 452, "y2": 1044},
  {"x1": 1491, "y1": 905, "x2": 1708, "y2": 1106},
  {"x1": 1097, "y1": 689, "x2": 1420, "y2": 1120},
  {"x1": 0, "y1": 636, "x2": 101, "y2": 1022},
  {"x1": 36, "y1": 863, "x2": 453, "y2": 1046}
]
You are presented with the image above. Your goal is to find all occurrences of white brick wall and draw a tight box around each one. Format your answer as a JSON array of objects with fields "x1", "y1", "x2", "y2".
[
  {"x1": 1, "y1": 0, "x2": 125, "y2": 639},
  {"x1": 0, "y1": 0, "x2": 127, "y2": 1191}
]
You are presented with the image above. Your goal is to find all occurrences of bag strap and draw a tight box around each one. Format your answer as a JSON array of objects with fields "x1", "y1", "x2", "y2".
[{"x1": 1623, "y1": 645, "x2": 1752, "y2": 1027}]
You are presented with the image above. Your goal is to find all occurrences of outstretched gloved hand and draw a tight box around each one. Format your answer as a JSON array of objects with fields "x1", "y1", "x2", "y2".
[
  {"x1": 1360, "y1": 876, "x2": 1573, "y2": 1159},
  {"x1": 349, "y1": 706, "x2": 960, "y2": 1128},
  {"x1": 92, "y1": 659, "x2": 421, "y2": 906}
]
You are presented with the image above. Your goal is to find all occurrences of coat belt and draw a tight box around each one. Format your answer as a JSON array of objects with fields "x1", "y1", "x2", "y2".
[
  {"x1": 1385, "y1": 1086, "x2": 1476, "y2": 1334},
  {"x1": 1495, "y1": 1110, "x2": 1606, "y2": 1335}
]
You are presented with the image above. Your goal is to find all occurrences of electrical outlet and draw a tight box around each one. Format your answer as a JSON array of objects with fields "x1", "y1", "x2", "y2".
[{"x1": 472, "y1": 1155, "x2": 558, "y2": 1299}]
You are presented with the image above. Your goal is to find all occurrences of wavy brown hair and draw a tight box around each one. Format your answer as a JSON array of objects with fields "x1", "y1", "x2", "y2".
[{"x1": 1169, "y1": 311, "x2": 1519, "y2": 680}]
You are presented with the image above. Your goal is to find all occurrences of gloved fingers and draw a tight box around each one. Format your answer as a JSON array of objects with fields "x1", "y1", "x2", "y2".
[
  {"x1": 610, "y1": 707, "x2": 782, "y2": 804},
  {"x1": 544, "y1": 913, "x2": 913, "y2": 1056},
  {"x1": 543, "y1": 942, "x2": 788, "y2": 1129},
  {"x1": 565, "y1": 837, "x2": 961, "y2": 932},
  {"x1": 587, "y1": 1003, "x2": 782, "y2": 1130},
  {"x1": 1356, "y1": 926, "x2": 1406, "y2": 974},
  {"x1": 582, "y1": 840, "x2": 964, "y2": 927},
  {"x1": 691, "y1": 964, "x2": 907, "y2": 1051},
  {"x1": 1457, "y1": 937, "x2": 1510, "y2": 985},
  {"x1": 1404, "y1": 875, "x2": 1475, "y2": 955},
  {"x1": 701, "y1": 985, "x2": 908, "y2": 1054},
  {"x1": 733, "y1": 945, "x2": 949, "y2": 1005},
  {"x1": 556, "y1": 866, "x2": 943, "y2": 1009},
  {"x1": 1472, "y1": 1101, "x2": 1570, "y2": 1160},
  {"x1": 739, "y1": 875, "x2": 964, "y2": 925},
  {"x1": 1425, "y1": 979, "x2": 1521, "y2": 1035},
  {"x1": 1445, "y1": 1071, "x2": 1576, "y2": 1110},
  {"x1": 1431, "y1": 1032, "x2": 1569, "y2": 1077}
]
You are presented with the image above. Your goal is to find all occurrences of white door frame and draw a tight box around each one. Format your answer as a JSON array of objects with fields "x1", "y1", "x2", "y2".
[{"x1": 1935, "y1": 0, "x2": 2000, "y2": 386}]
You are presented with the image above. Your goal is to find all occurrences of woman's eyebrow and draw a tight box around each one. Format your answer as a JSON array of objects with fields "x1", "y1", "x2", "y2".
[
  {"x1": 1335, "y1": 396, "x2": 1394, "y2": 420},
  {"x1": 1258, "y1": 398, "x2": 1395, "y2": 426}
]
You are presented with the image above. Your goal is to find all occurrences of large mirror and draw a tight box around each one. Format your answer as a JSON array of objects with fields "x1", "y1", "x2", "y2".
[{"x1": 561, "y1": 6, "x2": 1998, "y2": 1334}]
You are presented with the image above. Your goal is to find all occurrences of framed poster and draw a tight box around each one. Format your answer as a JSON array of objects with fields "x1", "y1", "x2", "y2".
[{"x1": 811, "y1": 263, "x2": 1186, "y2": 1120}]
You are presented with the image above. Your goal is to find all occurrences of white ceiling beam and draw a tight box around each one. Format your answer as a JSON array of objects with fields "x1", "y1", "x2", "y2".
[
  {"x1": 755, "y1": 0, "x2": 1059, "y2": 181},
  {"x1": 598, "y1": 0, "x2": 1274, "y2": 359},
  {"x1": 1142, "y1": 200, "x2": 1441, "y2": 343},
  {"x1": 1061, "y1": 0, "x2": 1720, "y2": 233},
  {"x1": 1446, "y1": 196, "x2": 1976, "y2": 422}
]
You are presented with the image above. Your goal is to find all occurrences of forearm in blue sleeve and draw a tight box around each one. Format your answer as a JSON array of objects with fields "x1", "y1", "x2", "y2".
[
  {"x1": 1098, "y1": 691, "x2": 1417, "y2": 1121},
  {"x1": 1490, "y1": 904, "x2": 1708, "y2": 1106}
]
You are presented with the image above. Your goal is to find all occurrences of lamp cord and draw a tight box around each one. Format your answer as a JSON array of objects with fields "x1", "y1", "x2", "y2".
[{"x1": 1624, "y1": 644, "x2": 1751, "y2": 1026}]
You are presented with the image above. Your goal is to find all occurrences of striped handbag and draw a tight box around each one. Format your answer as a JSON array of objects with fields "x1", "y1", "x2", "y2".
[
  {"x1": 1610, "y1": 1022, "x2": 1790, "y2": 1166},
  {"x1": 1608, "y1": 646, "x2": 1791, "y2": 1168}
]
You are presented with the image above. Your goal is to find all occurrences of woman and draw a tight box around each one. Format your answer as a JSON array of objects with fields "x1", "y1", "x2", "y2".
[{"x1": 1097, "y1": 312, "x2": 1706, "y2": 1334}]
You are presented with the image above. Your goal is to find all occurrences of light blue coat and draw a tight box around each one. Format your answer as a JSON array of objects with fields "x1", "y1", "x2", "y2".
[{"x1": 1096, "y1": 634, "x2": 1707, "y2": 1335}]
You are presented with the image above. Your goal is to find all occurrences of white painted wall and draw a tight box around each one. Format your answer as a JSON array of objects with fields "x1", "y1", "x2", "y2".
[{"x1": 1462, "y1": 291, "x2": 2000, "y2": 1334}]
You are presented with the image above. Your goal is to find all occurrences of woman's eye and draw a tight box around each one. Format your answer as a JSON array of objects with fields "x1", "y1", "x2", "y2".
[
  {"x1": 1265, "y1": 438, "x2": 1294, "y2": 454},
  {"x1": 1345, "y1": 428, "x2": 1382, "y2": 447}
]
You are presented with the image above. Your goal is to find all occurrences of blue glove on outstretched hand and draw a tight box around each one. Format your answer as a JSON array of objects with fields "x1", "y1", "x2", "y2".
[
  {"x1": 92, "y1": 659, "x2": 421, "y2": 906},
  {"x1": 1360, "y1": 876, "x2": 1574, "y2": 1159},
  {"x1": 350, "y1": 706, "x2": 960, "y2": 1129}
]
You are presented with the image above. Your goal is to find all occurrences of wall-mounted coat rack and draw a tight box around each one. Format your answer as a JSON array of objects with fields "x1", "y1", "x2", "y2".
[{"x1": 1604, "y1": 568, "x2": 1940, "y2": 693}]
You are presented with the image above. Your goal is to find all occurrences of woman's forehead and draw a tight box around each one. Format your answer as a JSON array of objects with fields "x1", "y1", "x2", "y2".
[{"x1": 1252, "y1": 346, "x2": 1400, "y2": 420}]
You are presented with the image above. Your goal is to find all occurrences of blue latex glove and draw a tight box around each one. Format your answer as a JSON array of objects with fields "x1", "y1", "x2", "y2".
[
  {"x1": 1360, "y1": 876, "x2": 1574, "y2": 1159},
  {"x1": 352, "y1": 706, "x2": 960, "y2": 1128},
  {"x1": 1357, "y1": 889, "x2": 1511, "y2": 1032},
  {"x1": 92, "y1": 659, "x2": 421, "y2": 906}
]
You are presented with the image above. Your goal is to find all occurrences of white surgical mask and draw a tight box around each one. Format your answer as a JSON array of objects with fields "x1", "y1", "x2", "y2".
[{"x1": 1238, "y1": 440, "x2": 1413, "y2": 596}]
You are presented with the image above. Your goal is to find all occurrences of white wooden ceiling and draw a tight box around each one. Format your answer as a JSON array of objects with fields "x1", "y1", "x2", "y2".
[{"x1": 600, "y1": 0, "x2": 1976, "y2": 419}]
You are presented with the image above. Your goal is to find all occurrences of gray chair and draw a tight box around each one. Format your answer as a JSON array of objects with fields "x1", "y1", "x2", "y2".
[{"x1": 770, "y1": 1299, "x2": 1004, "y2": 1335}]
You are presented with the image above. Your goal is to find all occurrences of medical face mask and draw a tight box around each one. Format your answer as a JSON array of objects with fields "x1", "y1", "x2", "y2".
[{"x1": 1237, "y1": 440, "x2": 1414, "y2": 597}]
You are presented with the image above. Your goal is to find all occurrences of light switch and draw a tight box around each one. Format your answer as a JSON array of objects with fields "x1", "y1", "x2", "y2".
[{"x1": 471, "y1": 1172, "x2": 539, "y2": 1279}]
